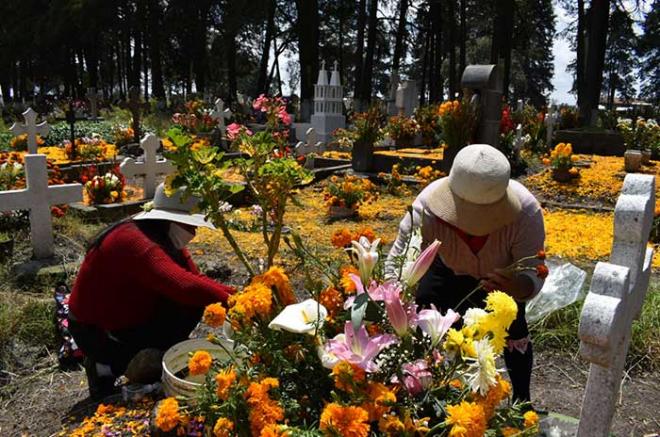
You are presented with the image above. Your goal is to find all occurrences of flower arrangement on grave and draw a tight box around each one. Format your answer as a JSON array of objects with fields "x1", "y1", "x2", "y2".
[
  {"x1": 558, "y1": 106, "x2": 579, "y2": 130},
  {"x1": 378, "y1": 164, "x2": 411, "y2": 196},
  {"x1": 155, "y1": 228, "x2": 545, "y2": 436},
  {"x1": 331, "y1": 226, "x2": 378, "y2": 249},
  {"x1": 383, "y1": 116, "x2": 420, "y2": 146},
  {"x1": 113, "y1": 125, "x2": 135, "y2": 147},
  {"x1": 63, "y1": 135, "x2": 115, "y2": 162},
  {"x1": 171, "y1": 99, "x2": 218, "y2": 134},
  {"x1": 251, "y1": 94, "x2": 292, "y2": 148},
  {"x1": 438, "y1": 99, "x2": 478, "y2": 155},
  {"x1": 10, "y1": 133, "x2": 45, "y2": 152},
  {"x1": 617, "y1": 118, "x2": 660, "y2": 154},
  {"x1": 0, "y1": 160, "x2": 24, "y2": 191},
  {"x1": 542, "y1": 142, "x2": 579, "y2": 182},
  {"x1": 83, "y1": 166, "x2": 126, "y2": 205},
  {"x1": 323, "y1": 175, "x2": 378, "y2": 217},
  {"x1": 415, "y1": 165, "x2": 444, "y2": 187},
  {"x1": 414, "y1": 104, "x2": 441, "y2": 146}
]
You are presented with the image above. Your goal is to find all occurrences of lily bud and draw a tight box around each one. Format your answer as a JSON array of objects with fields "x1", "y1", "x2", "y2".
[{"x1": 404, "y1": 240, "x2": 441, "y2": 286}]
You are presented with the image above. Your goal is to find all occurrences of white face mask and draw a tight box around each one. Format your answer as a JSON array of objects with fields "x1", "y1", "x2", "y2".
[{"x1": 169, "y1": 223, "x2": 196, "y2": 249}]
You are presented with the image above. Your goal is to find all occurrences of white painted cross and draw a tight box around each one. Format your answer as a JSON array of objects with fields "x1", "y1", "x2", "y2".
[
  {"x1": 211, "y1": 98, "x2": 232, "y2": 134},
  {"x1": 577, "y1": 174, "x2": 655, "y2": 437},
  {"x1": 120, "y1": 134, "x2": 175, "y2": 199},
  {"x1": 516, "y1": 99, "x2": 524, "y2": 112},
  {"x1": 294, "y1": 127, "x2": 324, "y2": 156},
  {"x1": 545, "y1": 105, "x2": 557, "y2": 148},
  {"x1": 0, "y1": 155, "x2": 82, "y2": 259},
  {"x1": 513, "y1": 123, "x2": 524, "y2": 151},
  {"x1": 10, "y1": 108, "x2": 49, "y2": 154}
]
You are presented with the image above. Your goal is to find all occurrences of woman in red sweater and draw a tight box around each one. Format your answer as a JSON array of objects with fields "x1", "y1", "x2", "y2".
[{"x1": 68, "y1": 184, "x2": 233, "y2": 399}]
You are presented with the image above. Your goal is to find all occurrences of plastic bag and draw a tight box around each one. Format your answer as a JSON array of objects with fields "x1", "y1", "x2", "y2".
[{"x1": 526, "y1": 261, "x2": 587, "y2": 324}]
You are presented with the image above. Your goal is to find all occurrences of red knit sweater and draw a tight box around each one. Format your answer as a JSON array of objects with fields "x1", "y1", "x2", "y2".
[{"x1": 69, "y1": 222, "x2": 234, "y2": 331}]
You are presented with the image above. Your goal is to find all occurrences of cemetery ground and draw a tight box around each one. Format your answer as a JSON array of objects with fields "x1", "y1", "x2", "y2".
[{"x1": 1, "y1": 178, "x2": 660, "y2": 435}]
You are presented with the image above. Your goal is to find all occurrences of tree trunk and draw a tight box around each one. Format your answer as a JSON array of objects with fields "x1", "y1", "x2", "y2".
[
  {"x1": 360, "y1": 0, "x2": 379, "y2": 104},
  {"x1": 193, "y1": 0, "x2": 211, "y2": 94},
  {"x1": 392, "y1": 0, "x2": 409, "y2": 72},
  {"x1": 447, "y1": 0, "x2": 457, "y2": 99},
  {"x1": 257, "y1": 0, "x2": 276, "y2": 95},
  {"x1": 148, "y1": 0, "x2": 165, "y2": 100},
  {"x1": 354, "y1": 0, "x2": 367, "y2": 104},
  {"x1": 429, "y1": 0, "x2": 443, "y2": 102},
  {"x1": 225, "y1": 30, "x2": 238, "y2": 103},
  {"x1": 576, "y1": 0, "x2": 586, "y2": 111},
  {"x1": 582, "y1": 0, "x2": 610, "y2": 125},
  {"x1": 490, "y1": 0, "x2": 514, "y2": 99},
  {"x1": 459, "y1": 0, "x2": 466, "y2": 89},
  {"x1": 295, "y1": 0, "x2": 319, "y2": 120},
  {"x1": 419, "y1": 10, "x2": 432, "y2": 105}
]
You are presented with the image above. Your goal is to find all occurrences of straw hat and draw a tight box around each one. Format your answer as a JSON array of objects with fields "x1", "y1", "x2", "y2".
[
  {"x1": 426, "y1": 144, "x2": 521, "y2": 236},
  {"x1": 133, "y1": 183, "x2": 215, "y2": 229}
]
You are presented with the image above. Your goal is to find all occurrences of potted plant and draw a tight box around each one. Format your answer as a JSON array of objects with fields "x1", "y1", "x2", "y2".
[
  {"x1": 0, "y1": 231, "x2": 13, "y2": 262},
  {"x1": 83, "y1": 166, "x2": 126, "y2": 205},
  {"x1": 349, "y1": 106, "x2": 385, "y2": 172},
  {"x1": 324, "y1": 174, "x2": 377, "y2": 218},
  {"x1": 414, "y1": 105, "x2": 441, "y2": 146},
  {"x1": 383, "y1": 115, "x2": 419, "y2": 148},
  {"x1": 543, "y1": 142, "x2": 579, "y2": 182},
  {"x1": 438, "y1": 99, "x2": 478, "y2": 172}
]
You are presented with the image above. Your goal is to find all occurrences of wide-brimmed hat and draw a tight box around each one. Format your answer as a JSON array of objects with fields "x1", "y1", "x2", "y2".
[
  {"x1": 133, "y1": 183, "x2": 215, "y2": 229},
  {"x1": 426, "y1": 144, "x2": 521, "y2": 236}
]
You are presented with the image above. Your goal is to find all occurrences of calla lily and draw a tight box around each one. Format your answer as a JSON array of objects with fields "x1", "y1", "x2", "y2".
[
  {"x1": 417, "y1": 305, "x2": 460, "y2": 346},
  {"x1": 325, "y1": 321, "x2": 398, "y2": 372},
  {"x1": 403, "y1": 240, "x2": 441, "y2": 286},
  {"x1": 268, "y1": 299, "x2": 328, "y2": 335},
  {"x1": 348, "y1": 237, "x2": 380, "y2": 284}
]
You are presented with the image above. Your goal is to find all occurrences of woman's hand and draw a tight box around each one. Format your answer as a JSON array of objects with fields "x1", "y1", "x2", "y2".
[{"x1": 482, "y1": 268, "x2": 534, "y2": 300}]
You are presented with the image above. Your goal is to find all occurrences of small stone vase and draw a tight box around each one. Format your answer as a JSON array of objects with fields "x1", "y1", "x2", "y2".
[
  {"x1": 552, "y1": 168, "x2": 572, "y2": 183},
  {"x1": 329, "y1": 206, "x2": 358, "y2": 219}
]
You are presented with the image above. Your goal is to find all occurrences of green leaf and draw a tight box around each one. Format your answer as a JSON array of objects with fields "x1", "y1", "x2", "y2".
[
  {"x1": 228, "y1": 183, "x2": 245, "y2": 194},
  {"x1": 192, "y1": 147, "x2": 218, "y2": 164},
  {"x1": 167, "y1": 127, "x2": 190, "y2": 148},
  {"x1": 351, "y1": 293, "x2": 369, "y2": 330}
]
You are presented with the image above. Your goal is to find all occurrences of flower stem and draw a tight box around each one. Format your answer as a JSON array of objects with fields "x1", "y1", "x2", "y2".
[{"x1": 214, "y1": 213, "x2": 256, "y2": 277}]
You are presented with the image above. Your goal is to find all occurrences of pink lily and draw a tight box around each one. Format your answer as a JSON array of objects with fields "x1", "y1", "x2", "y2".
[
  {"x1": 325, "y1": 322, "x2": 398, "y2": 372},
  {"x1": 381, "y1": 282, "x2": 410, "y2": 337},
  {"x1": 417, "y1": 305, "x2": 460, "y2": 346},
  {"x1": 401, "y1": 359, "x2": 433, "y2": 395},
  {"x1": 403, "y1": 240, "x2": 441, "y2": 286}
]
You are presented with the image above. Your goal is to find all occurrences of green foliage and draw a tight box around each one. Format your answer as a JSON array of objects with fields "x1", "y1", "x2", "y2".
[{"x1": 45, "y1": 121, "x2": 117, "y2": 146}]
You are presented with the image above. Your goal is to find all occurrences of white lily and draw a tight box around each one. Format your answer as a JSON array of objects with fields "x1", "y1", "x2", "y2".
[
  {"x1": 268, "y1": 299, "x2": 328, "y2": 335},
  {"x1": 348, "y1": 236, "x2": 380, "y2": 284}
]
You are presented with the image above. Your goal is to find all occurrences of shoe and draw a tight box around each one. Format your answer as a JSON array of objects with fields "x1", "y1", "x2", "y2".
[{"x1": 83, "y1": 357, "x2": 118, "y2": 401}]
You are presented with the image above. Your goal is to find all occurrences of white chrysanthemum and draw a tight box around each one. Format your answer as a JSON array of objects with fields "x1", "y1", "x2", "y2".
[
  {"x1": 467, "y1": 338, "x2": 499, "y2": 396},
  {"x1": 463, "y1": 308, "x2": 487, "y2": 327}
]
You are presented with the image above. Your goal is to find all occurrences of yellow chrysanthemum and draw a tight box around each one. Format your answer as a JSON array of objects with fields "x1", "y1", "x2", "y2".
[
  {"x1": 444, "y1": 328, "x2": 476, "y2": 359},
  {"x1": 320, "y1": 403, "x2": 370, "y2": 437},
  {"x1": 523, "y1": 410, "x2": 539, "y2": 428},
  {"x1": 485, "y1": 291, "x2": 518, "y2": 329},
  {"x1": 445, "y1": 401, "x2": 487, "y2": 437},
  {"x1": 213, "y1": 417, "x2": 234, "y2": 437}
]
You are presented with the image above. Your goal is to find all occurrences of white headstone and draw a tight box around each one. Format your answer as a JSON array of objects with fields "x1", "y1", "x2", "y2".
[
  {"x1": 0, "y1": 155, "x2": 82, "y2": 259},
  {"x1": 577, "y1": 174, "x2": 655, "y2": 436},
  {"x1": 211, "y1": 98, "x2": 232, "y2": 133},
  {"x1": 9, "y1": 108, "x2": 49, "y2": 154},
  {"x1": 545, "y1": 106, "x2": 557, "y2": 148},
  {"x1": 86, "y1": 87, "x2": 98, "y2": 119},
  {"x1": 294, "y1": 127, "x2": 324, "y2": 156},
  {"x1": 395, "y1": 80, "x2": 419, "y2": 117},
  {"x1": 624, "y1": 150, "x2": 642, "y2": 173},
  {"x1": 120, "y1": 134, "x2": 175, "y2": 199}
]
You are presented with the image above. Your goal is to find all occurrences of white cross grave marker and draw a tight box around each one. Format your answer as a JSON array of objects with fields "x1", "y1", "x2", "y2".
[
  {"x1": 577, "y1": 173, "x2": 655, "y2": 437},
  {"x1": 120, "y1": 134, "x2": 175, "y2": 199},
  {"x1": 545, "y1": 105, "x2": 556, "y2": 148},
  {"x1": 294, "y1": 127, "x2": 324, "y2": 156},
  {"x1": 0, "y1": 155, "x2": 82, "y2": 259},
  {"x1": 10, "y1": 108, "x2": 49, "y2": 154},
  {"x1": 211, "y1": 98, "x2": 232, "y2": 134},
  {"x1": 513, "y1": 123, "x2": 524, "y2": 151}
]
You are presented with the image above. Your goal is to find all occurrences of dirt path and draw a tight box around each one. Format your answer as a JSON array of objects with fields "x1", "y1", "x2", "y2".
[{"x1": 1, "y1": 350, "x2": 658, "y2": 436}]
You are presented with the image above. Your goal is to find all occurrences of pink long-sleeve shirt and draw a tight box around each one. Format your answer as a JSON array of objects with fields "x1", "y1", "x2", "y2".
[{"x1": 387, "y1": 178, "x2": 546, "y2": 299}]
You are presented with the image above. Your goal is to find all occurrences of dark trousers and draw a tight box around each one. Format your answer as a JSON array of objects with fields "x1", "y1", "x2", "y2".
[
  {"x1": 68, "y1": 299, "x2": 202, "y2": 376},
  {"x1": 417, "y1": 258, "x2": 533, "y2": 402}
]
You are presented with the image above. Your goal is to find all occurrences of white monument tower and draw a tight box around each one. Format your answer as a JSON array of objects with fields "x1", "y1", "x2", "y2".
[{"x1": 311, "y1": 61, "x2": 346, "y2": 143}]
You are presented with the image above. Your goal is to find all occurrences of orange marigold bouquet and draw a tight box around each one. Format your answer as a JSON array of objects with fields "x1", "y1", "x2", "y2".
[
  {"x1": 157, "y1": 231, "x2": 544, "y2": 436},
  {"x1": 438, "y1": 99, "x2": 478, "y2": 152},
  {"x1": 543, "y1": 142, "x2": 579, "y2": 181},
  {"x1": 10, "y1": 133, "x2": 45, "y2": 151},
  {"x1": 324, "y1": 175, "x2": 378, "y2": 212}
]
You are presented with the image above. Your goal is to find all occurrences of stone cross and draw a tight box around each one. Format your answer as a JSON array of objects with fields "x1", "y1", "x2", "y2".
[
  {"x1": 86, "y1": 87, "x2": 98, "y2": 120},
  {"x1": 460, "y1": 64, "x2": 502, "y2": 149},
  {"x1": 516, "y1": 99, "x2": 524, "y2": 112},
  {"x1": 120, "y1": 134, "x2": 175, "y2": 199},
  {"x1": 545, "y1": 106, "x2": 557, "y2": 148},
  {"x1": 10, "y1": 108, "x2": 49, "y2": 154},
  {"x1": 0, "y1": 154, "x2": 82, "y2": 259},
  {"x1": 211, "y1": 98, "x2": 232, "y2": 134},
  {"x1": 577, "y1": 174, "x2": 655, "y2": 437},
  {"x1": 513, "y1": 123, "x2": 524, "y2": 151},
  {"x1": 294, "y1": 127, "x2": 324, "y2": 156}
]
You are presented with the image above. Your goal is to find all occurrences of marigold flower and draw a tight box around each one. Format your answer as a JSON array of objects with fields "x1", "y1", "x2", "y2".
[
  {"x1": 501, "y1": 427, "x2": 522, "y2": 436},
  {"x1": 536, "y1": 264, "x2": 549, "y2": 279},
  {"x1": 331, "y1": 228, "x2": 353, "y2": 248},
  {"x1": 536, "y1": 250, "x2": 546, "y2": 260},
  {"x1": 229, "y1": 281, "x2": 273, "y2": 326},
  {"x1": 203, "y1": 303, "x2": 227, "y2": 328},
  {"x1": 213, "y1": 417, "x2": 234, "y2": 437},
  {"x1": 260, "y1": 424, "x2": 290, "y2": 437},
  {"x1": 339, "y1": 265, "x2": 360, "y2": 293},
  {"x1": 361, "y1": 382, "x2": 396, "y2": 422},
  {"x1": 188, "y1": 350, "x2": 213, "y2": 375},
  {"x1": 256, "y1": 266, "x2": 296, "y2": 306},
  {"x1": 569, "y1": 167, "x2": 579, "y2": 176},
  {"x1": 353, "y1": 226, "x2": 376, "y2": 243},
  {"x1": 215, "y1": 367, "x2": 237, "y2": 400},
  {"x1": 245, "y1": 378, "x2": 284, "y2": 435},
  {"x1": 445, "y1": 401, "x2": 487, "y2": 437},
  {"x1": 332, "y1": 360, "x2": 366, "y2": 392},
  {"x1": 378, "y1": 415, "x2": 405, "y2": 435},
  {"x1": 320, "y1": 287, "x2": 344, "y2": 316},
  {"x1": 523, "y1": 410, "x2": 539, "y2": 428},
  {"x1": 542, "y1": 158, "x2": 551, "y2": 166},
  {"x1": 155, "y1": 397, "x2": 181, "y2": 432},
  {"x1": 320, "y1": 403, "x2": 370, "y2": 437}
]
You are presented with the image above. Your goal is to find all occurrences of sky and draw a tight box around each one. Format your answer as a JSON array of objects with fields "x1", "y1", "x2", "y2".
[{"x1": 549, "y1": 1, "x2": 577, "y2": 105}]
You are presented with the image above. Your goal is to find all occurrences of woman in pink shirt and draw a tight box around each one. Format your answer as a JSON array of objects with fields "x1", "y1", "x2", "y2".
[{"x1": 388, "y1": 144, "x2": 546, "y2": 403}]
